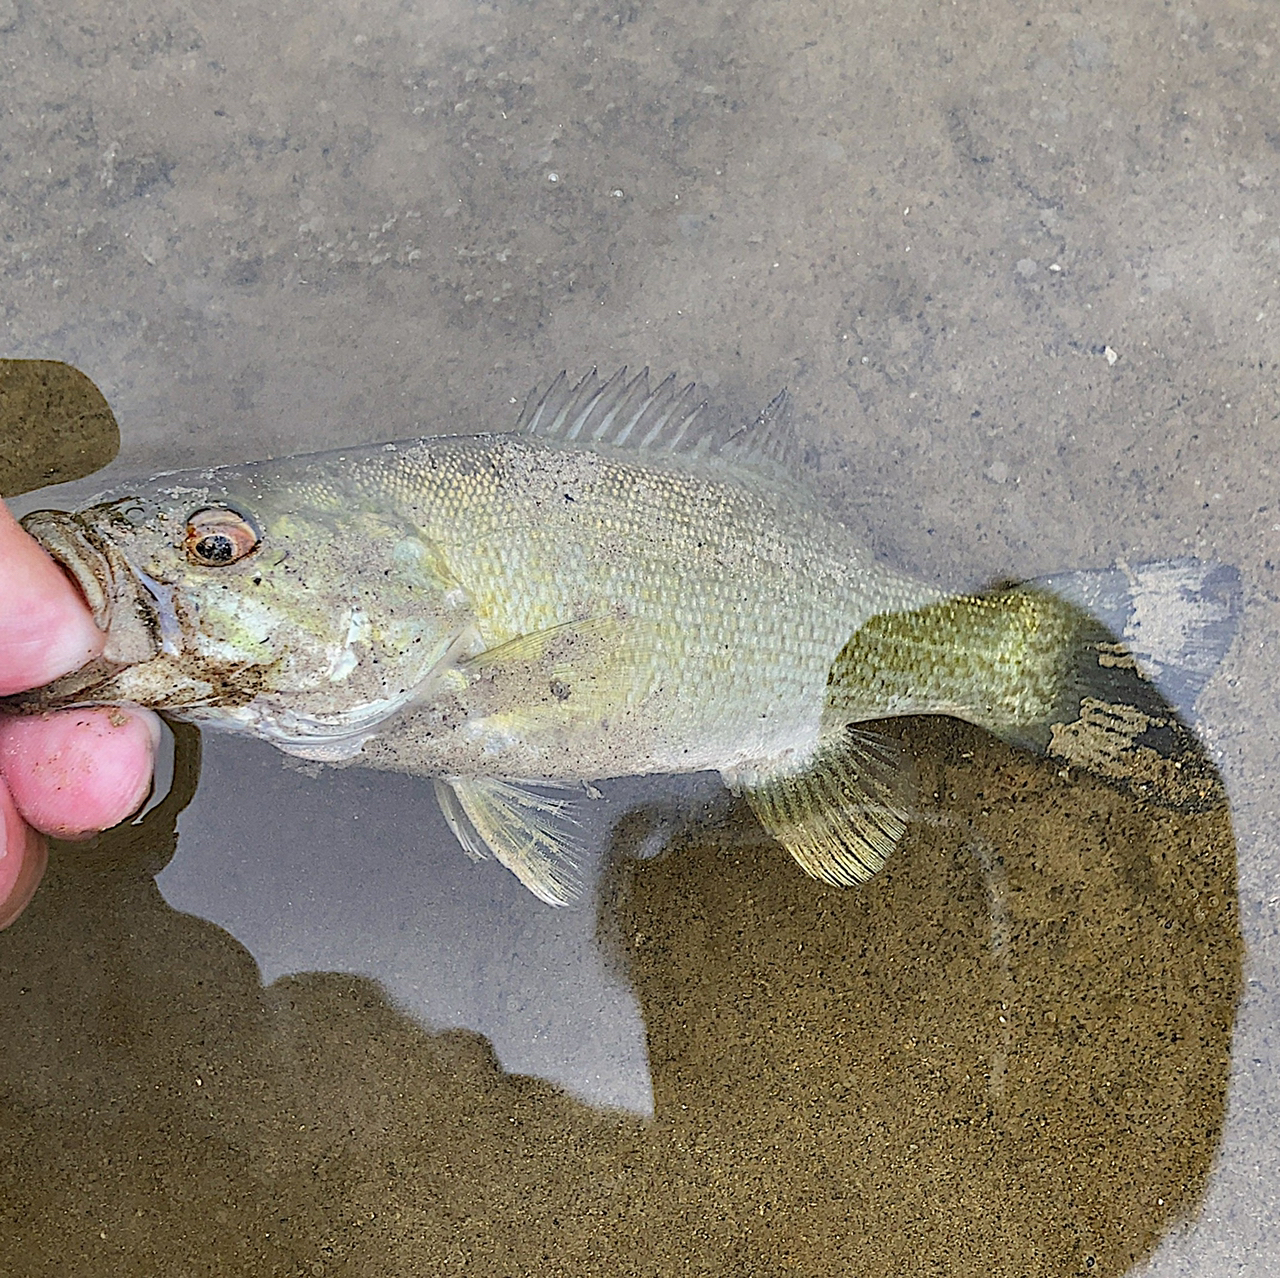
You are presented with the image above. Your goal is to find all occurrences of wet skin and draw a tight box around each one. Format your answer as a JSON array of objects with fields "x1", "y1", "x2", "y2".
[{"x1": 0, "y1": 500, "x2": 159, "y2": 928}]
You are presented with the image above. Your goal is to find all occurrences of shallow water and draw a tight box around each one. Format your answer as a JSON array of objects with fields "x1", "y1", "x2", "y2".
[{"x1": 1, "y1": 1, "x2": 1277, "y2": 1273}]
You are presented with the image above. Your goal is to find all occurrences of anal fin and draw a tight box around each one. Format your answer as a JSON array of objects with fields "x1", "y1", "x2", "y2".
[
  {"x1": 740, "y1": 728, "x2": 915, "y2": 886},
  {"x1": 434, "y1": 776, "x2": 586, "y2": 905}
]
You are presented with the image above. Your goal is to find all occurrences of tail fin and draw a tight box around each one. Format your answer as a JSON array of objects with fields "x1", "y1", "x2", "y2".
[
  {"x1": 1033, "y1": 560, "x2": 1241, "y2": 719},
  {"x1": 1033, "y1": 560, "x2": 1240, "y2": 811},
  {"x1": 826, "y1": 561, "x2": 1241, "y2": 811}
]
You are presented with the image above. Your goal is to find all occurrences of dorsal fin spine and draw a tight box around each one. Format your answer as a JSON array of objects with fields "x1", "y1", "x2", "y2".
[
  {"x1": 527, "y1": 369, "x2": 567, "y2": 435},
  {"x1": 575, "y1": 366, "x2": 627, "y2": 440},
  {"x1": 516, "y1": 366, "x2": 799, "y2": 482},
  {"x1": 612, "y1": 371, "x2": 670, "y2": 447},
  {"x1": 591, "y1": 367, "x2": 649, "y2": 442},
  {"x1": 563, "y1": 368, "x2": 606, "y2": 440}
]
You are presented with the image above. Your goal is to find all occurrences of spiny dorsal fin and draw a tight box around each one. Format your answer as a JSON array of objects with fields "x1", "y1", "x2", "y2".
[
  {"x1": 738, "y1": 727, "x2": 916, "y2": 886},
  {"x1": 434, "y1": 776, "x2": 586, "y2": 905},
  {"x1": 517, "y1": 367, "x2": 709, "y2": 455},
  {"x1": 719, "y1": 388, "x2": 800, "y2": 476},
  {"x1": 516, "y1": 367, "x2": 802, "y2": 477}
]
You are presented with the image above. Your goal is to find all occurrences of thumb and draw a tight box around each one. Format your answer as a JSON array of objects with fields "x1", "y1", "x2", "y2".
[{"x1": 0, "y1": 501, "x2": 104, "y2": 696}]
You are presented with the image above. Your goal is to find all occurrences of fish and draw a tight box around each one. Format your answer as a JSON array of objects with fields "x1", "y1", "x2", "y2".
[{"x1": 6, "y1": 368, "x2": 1240, "y2": 903}]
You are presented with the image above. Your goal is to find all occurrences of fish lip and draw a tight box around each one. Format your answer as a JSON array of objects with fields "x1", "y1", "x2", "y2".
[
  {"x1": 21, "y1": 507, "x2": 164, "y2": 668},
  {"x1": 21, "y1": 509, "x2": 116, "y2": 628}
]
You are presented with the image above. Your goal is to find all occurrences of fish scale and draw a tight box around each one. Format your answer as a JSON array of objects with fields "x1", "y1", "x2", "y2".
[{"x1": 349, "y1": 435, "x2": 935, "y2": 778}]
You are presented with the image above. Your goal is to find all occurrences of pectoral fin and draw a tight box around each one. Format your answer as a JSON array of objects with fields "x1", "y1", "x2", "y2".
[
  {"x1": 434, "y1": 776, "x2": 586, "y2": 905},
  {"x1": 740, "y1": 728, "x2": 916, "y2": 886},
  {"x1": 460, "y1": 613, "x2": 658, "y2": 737},
  {"x1": 464, "y1": 613, "x2": 631, "y2": 675}
]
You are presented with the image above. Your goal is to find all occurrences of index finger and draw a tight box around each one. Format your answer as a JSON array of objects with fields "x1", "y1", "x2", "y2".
[{"x1": 0, "y1": 500, "x2": 104, "y2": 696}]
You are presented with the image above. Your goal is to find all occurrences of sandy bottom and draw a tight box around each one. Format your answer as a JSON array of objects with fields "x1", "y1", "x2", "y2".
[{"x1": 0, "y1": 705, "x2": 1240, "y2": 1275}]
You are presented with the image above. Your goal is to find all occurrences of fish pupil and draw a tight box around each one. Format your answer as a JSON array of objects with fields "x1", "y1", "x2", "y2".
[{"x1": 197, "y1": 534, "x2": 236, "y2": 564}]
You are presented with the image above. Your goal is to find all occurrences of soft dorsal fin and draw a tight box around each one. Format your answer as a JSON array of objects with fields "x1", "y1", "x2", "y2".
[{"x1": 516, "y1": 367, "x2": 802, "y2": 480}]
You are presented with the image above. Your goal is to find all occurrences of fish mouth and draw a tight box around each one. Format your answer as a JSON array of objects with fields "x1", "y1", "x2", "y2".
[{"x1": 16, "y1": 508, "x2": 168, "y2": 707}]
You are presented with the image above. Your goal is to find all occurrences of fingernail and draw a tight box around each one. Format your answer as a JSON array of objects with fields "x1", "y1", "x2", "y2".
[
  {"x1": 33, "y1": 609, "x2": 106, "y2": 684},
  {"x1": 138, "y1": 707, "x2": 164, "y2": 753}
]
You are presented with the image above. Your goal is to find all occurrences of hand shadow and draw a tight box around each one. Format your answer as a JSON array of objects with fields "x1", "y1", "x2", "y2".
[{"x1": 0, "y1": 711, "x2": 1241, "y2": 1277}]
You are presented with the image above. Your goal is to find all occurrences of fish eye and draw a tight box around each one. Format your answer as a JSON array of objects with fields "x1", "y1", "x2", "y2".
[{"x1": 184, "y1": 507, "x2": 260, "y2": 567}]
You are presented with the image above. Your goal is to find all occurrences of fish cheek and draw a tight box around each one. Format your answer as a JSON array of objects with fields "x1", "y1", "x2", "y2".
[{"x1": 177, "y1": 580, "x2": 299, "y2": 677}]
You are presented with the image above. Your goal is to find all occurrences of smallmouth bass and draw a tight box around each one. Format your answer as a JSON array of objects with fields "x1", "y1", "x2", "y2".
[{"x1": 8, "y1": 369, "x2": 1239, "y2": 902}]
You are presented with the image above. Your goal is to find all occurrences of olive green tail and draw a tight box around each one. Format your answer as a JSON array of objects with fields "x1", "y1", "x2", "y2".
[{"x1": 826, "y1": 561, "x2": 1241, "y2": 812}]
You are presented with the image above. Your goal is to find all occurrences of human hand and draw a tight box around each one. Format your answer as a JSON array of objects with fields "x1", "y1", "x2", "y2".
[{"x1": 0, "y1": 500, "x2": 160, "y2": 929}]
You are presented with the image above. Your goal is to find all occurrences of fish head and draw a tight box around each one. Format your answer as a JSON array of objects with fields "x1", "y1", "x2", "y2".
[{"x1": 18, "y1": 470, "x2": 476, "y2": 757}]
